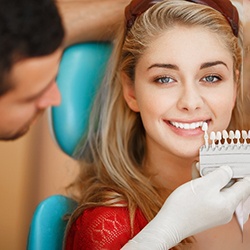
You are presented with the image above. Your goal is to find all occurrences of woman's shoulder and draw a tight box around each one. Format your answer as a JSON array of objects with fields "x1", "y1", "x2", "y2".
[
  {"x1": 77, "y1": 206, "x2": 132, "y2": 229},
  {"x1": 75, "y1": 206, "x2": 147, "y2": 233},
  {"x1": 65, "y1": 206, "x2": 147, "y2": 249}
]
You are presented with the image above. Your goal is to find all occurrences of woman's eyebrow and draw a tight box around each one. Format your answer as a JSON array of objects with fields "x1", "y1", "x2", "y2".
[
  {"x1": 200, "y1": 61, "x2": 228, "y2": 69},
  {"x1": 147, "y1": 61, "x2": 228, "y2": 71},
  {"x1": 147, "y1": 63, "x2": 179, "y2": 71}
]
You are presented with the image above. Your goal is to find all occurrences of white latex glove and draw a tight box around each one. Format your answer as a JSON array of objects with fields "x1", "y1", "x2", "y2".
[
  {"x1": 122, "y1": 166, "x2": 250, "y2": 250},
  {"x1": 236, "y1": 196, "x2": 250, "y2": 230}
]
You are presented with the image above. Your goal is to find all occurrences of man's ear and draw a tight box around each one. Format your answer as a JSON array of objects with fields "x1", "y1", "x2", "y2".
[{"x1": 121, "y1": 72, "x2": 140, "y2": 112}]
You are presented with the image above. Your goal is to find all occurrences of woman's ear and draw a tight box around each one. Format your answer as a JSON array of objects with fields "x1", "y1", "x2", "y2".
[{"x1": 121, "y1": 72, "x2": 140, "y2": 112}]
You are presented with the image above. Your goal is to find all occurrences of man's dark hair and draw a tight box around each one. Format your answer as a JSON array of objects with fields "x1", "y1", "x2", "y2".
[{"x1": 0, "y1": 0, "x2": 64, "y2": 95}]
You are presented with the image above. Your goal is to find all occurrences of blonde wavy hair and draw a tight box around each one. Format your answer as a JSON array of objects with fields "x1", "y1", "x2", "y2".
[{"x1": 65, "y1": 0, "x2": 242, "y2": 248}]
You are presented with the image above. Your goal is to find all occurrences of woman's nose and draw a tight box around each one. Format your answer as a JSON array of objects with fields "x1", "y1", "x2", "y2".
[
  {"x1": 36, "y1": 82, "x2": 61, "y2": 109},
  {"x1": 177, "y1": 84, "x2": 204, "y2": 112}
]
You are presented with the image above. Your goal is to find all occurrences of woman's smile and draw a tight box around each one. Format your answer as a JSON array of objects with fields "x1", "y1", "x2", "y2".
[{"x1": 166, "y1": 119, "x2": 211, "y2": 137}]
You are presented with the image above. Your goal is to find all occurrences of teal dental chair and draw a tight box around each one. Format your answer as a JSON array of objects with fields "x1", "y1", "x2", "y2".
[{"x1": 27, "y1": 42, "x2": 112, "y2": 250}]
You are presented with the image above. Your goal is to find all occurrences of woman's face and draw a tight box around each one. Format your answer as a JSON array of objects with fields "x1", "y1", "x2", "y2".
[{"x1": 123, "y1": 25, "x2": 237, "y2": 159}]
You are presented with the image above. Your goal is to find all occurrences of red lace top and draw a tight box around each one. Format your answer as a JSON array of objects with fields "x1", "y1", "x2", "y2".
[{"x1": 64, "y1": 206, "x2": 148, "y2": 249}]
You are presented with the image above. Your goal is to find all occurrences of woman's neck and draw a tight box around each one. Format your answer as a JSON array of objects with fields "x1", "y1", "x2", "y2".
[{"x1": 144, "y1": 147, "x2": 197, "y2": 192}]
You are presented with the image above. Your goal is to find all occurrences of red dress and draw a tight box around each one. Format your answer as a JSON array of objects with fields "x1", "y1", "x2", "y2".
[{"x1": 65, "y1": 206, "x2": 148, "y2": 249}]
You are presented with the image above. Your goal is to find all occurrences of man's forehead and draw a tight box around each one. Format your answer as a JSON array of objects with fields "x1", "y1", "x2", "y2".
[
  {"x1": 4, "y1": 55, "x2": 63, "y2": 92},
  {"x1": 3, "y1": 48, "x2": 62, "y2": 97},
  {"x1": 9, "y1": 49, "x2": 62, "y2": 83}
]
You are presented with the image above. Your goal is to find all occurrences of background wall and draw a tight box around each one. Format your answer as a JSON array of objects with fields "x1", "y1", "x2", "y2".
[{"x1": 0, "y1": 113, "x2": 78, "y2": 250}]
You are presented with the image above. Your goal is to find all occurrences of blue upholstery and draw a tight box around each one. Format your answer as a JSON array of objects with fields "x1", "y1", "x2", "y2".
[
  {"x1": 27, "y1": 195, "x2": 77, "y2": 250},
  {"x1": 27, "y1": 43, "x2": 112, "y2": 249},
  {"x1": 51, "y1": 42, "x2": 112, "y2": 156}
]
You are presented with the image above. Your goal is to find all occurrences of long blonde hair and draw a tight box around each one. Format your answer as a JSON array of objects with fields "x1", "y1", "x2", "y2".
[{"x1": 66, "y1": 0, "x2": 242, "y2": 248}]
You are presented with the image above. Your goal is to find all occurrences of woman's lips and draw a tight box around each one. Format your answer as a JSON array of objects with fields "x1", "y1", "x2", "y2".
[{"x1": 166, "y1": 120, "x2": 210, "y2": 136}]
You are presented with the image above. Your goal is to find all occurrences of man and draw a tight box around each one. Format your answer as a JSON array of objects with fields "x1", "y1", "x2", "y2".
[
  {"x1": 0, "y1": 0, "x2": 64, "y2": 140},
  {"x1": 0, "y1": 0, "x2": 131, "y2": 141}
]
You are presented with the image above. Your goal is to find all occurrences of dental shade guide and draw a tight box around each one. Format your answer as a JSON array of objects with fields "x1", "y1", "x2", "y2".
[
  {"x1": 202, "y1": 122, "x2": 209, "y2": 148},
  {"x1": 199, "y1": 123, "x2": 250, "y2": 178}
]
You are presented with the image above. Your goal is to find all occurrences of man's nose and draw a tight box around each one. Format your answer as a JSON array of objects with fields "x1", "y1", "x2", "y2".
[{"x1": 36, "y1": 82, "x2": 61, "y2": 109}]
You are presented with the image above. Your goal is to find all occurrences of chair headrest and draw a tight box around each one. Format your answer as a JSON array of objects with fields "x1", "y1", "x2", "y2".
[{"x1": 50, "y1": 42, "x2": 112, "y2": 156}]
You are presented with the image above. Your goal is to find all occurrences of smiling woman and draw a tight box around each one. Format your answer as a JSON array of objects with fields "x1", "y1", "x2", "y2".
[{"x1": 64, "y1": 1, "x2": 250, "y2": 249}]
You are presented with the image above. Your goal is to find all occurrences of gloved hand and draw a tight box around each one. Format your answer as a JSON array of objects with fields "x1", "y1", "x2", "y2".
[{"x1": 121, "y1": 166, "x2": 250, "y2": 250}]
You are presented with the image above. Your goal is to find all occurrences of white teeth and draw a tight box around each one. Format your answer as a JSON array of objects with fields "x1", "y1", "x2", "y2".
[{"x1": 171, "y1": 121, "x2": 204, "y2": 130}]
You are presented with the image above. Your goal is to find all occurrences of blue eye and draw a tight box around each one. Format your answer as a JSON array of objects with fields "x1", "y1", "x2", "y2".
[
  {"x1": 155, "y1": 76, "x2": 175, "y2": 84},
  {"x1": 202, "y1": 75, "x2": 221, "y2": 83}
]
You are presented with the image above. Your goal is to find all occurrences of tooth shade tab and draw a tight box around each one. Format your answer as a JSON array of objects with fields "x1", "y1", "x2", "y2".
[
  {"x1": 229, "y1": 130, "x2": 235, "y2": 144},
  {"x1": 235, "y1": 130, "x2": 241, "y2": 145},
  {"x1": 222, "y1": 130, "x2": 229, "y2": 145},
  {"x1": 216, "y1": 131, "x2": 222, "y2": 147},
  {"x1": 210, "y1": 131, "x2": 216, "y2": 148},
  {"x1": 202, "y1": 122, "x2": 208, "y2": 131},
  {"x1": 242, "y1": 130, "x2": 248, "y2": 144}
]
